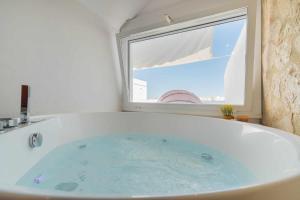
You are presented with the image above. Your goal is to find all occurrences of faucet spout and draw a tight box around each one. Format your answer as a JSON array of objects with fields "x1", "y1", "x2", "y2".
[{"x1": 20, "y1": 85, "x2": 30, "y2": 124}]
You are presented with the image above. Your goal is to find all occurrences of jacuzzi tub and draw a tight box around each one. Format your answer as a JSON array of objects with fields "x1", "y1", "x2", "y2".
[{"x1": 0, "y1": 112, "x2": 300, "y2": 200}]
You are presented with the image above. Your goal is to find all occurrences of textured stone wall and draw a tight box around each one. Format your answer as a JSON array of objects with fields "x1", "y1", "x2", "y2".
[{"x1": 262, "y1": 0, "x2": 300, "y2": 134}]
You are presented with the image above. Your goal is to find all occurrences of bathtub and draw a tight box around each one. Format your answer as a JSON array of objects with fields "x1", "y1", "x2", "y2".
[{"x1": 0, "y1": 112, "x2": 300, "y2": 200}]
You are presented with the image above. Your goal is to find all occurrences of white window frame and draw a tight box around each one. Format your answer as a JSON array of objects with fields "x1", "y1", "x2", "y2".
[{"x1": 117, "y1": 7, "x2": 261, "y2": 118}]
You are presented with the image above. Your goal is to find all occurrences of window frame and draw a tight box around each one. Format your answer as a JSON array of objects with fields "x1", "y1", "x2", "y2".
[{"x1": 117, "y1": 7, "x2": 261, "y2": 118}]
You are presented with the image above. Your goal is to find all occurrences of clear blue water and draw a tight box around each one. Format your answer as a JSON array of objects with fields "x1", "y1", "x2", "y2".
[{"x1": 17, "y1": 134, "x2": 254, "y2": 196}]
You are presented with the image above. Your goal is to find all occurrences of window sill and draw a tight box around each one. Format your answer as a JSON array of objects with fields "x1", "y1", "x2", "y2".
[{"x1": 123, "y1": 102, "x2": 262, "y2": 120}]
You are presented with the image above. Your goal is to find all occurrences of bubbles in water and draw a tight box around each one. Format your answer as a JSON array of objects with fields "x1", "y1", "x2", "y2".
[
  {"x1": 126, "y1": 137, "x2": 133, "y2": 140},
  {"x1": 78, "y1": 171, "x2": 87, "y2": 182},
  {"x1": 18, "y1": 134, "x2": 254, "y2": 196},
  {"x1": 80, "y1": 160, "x2": 89, "y2": 166},
  {"x1": 54, "y1": 182, "x2": 78, "y2": 192}
]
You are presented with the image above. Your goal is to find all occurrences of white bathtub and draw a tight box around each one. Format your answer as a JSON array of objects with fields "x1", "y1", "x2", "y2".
[{"x1": 0, "y1": 112, "x2": 300, "y2": 200}]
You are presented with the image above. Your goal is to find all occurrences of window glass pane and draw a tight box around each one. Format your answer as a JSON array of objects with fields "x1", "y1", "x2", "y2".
[{"x1": 130, "y1": 18, "x2": 247, "y2": 105}]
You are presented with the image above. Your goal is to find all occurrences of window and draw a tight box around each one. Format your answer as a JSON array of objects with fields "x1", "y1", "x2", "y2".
[
  {"x1": 130, "y1": 18, "x2": 247, "y2": 105},
  {"x1": 118, "y1": 7, "x2": 261, "y2": 117}
]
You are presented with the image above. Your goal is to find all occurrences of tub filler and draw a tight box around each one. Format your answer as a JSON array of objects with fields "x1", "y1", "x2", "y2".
[{"x1": 0, "y1": 112, "x2": 300, "y2": 200}]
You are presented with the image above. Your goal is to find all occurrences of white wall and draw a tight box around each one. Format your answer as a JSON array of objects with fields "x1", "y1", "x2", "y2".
[
  {"x1": 0, "y1": 0, "x2": 121, "y2": 118},
  {"x1": 77, "y1": 0, "x2": 152, "y2": 106}
]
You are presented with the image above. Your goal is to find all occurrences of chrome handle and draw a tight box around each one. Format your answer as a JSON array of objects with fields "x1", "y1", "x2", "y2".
[
  {"x1": 0, "y1": 118, "x2": 19, "y2": 129},
  {"x1": 29, "y1": 133, "x2": 43, "y2": 148},
  {"x1": 0, "y1": 121, "x2": 4, "y2": 131}
]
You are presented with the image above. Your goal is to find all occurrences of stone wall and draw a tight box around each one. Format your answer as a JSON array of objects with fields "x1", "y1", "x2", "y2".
[{"x1": 262, "y1": 0, "x2": 300, "y2": 134}]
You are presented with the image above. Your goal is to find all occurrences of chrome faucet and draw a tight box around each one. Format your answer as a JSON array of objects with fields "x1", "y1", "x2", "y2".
[
  {"x1": 0, "y1": 118, "x2": 19, "y2": 131},
  {"x1": 0, "y1": 85, "x2": 30, "y2": 132},
  {"x1": 20, "y1": 85, "x2": 30, "y2": 124}
]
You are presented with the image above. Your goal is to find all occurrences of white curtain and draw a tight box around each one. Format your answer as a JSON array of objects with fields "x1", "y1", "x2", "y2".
[
  {"x1": 131, "y1": 27, "x2": 213, "y2": 69},
  {"x1": 224, "y1": 24, "x2": 246, "y2": 105}
]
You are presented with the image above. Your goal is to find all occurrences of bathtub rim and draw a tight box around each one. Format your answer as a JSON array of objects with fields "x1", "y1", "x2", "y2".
[
  {"x1": 2, "y1": 111, "x2": 300, "y2": 199},
  {"x1": 1, "y1": 172, "x2": 300, "y2": 200}
]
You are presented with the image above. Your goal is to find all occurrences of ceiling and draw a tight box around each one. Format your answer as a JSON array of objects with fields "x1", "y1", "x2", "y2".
[
  {"x1": 78, "y1": 0, "x2": 185, "y2": 31},
  {"x1": 139, "y1": 0, "x2": 184, "y2": 14},
  {"x1": 78, "y1": 0, "x2": 150, "y2": 31}
]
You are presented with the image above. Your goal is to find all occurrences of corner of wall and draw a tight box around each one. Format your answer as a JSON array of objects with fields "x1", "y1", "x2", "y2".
[{"x1": 262, "y1": 0, "x2": 300, "y2": 135}]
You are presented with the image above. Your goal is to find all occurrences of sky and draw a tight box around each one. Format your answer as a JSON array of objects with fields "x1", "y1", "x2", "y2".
[{"x1": 133, "y1": 19, "x2": 246, "y2": 99}]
